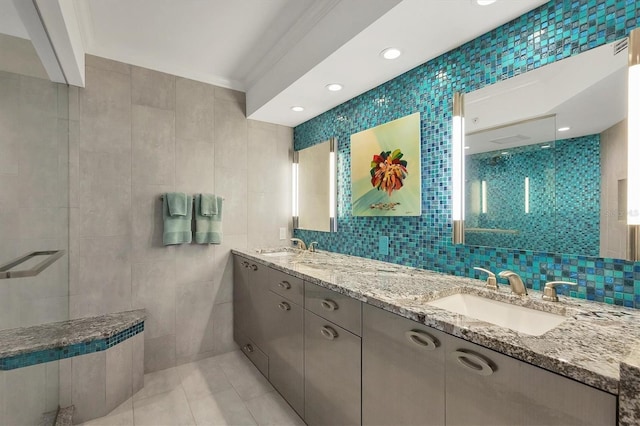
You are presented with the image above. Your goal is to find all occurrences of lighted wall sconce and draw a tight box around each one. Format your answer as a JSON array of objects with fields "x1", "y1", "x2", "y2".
[
  {"x1": 628, "y1": 28, "x2": 640, "y2": 261},
  {"x1": 481, "y1": 180, "x2": 487, "y2": 214},
  {"x1": 329, "y1": 138, "x2": 337, "y2": 232},
  {"x1": 524, "y1": 177, "x2": 530, "y2": 214},
  {"x1": 452, "y1": 92, "x2": 465, "y2": 244},
  {"x1": 292, "y1": 151, "x2": 299, "y2": 228}
]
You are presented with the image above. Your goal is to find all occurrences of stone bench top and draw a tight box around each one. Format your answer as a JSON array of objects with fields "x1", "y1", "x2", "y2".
[{"x1": 0, "y1": 309, "x2": 146, "y2": 359}]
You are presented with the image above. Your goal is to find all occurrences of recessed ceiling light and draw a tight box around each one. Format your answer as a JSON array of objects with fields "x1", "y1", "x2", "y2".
[
  {"x1": 380, "y1": 47, "x2": 402, "y2": 60},
  {"x1": 558, "y1": 126, "x2": 570, "y2": 132},
  {"x1": 291, "y1": 106, "x2": 304, "y2": 112},
  {"x1": 476, "y1": 0, "x2": 497, "y2": 5},
  {"x1": 326, "y1": 83, "x2": 343, "y2": 92},
  {"x1": 541, "y1": 144, "x2": 552, "y2": 149}
]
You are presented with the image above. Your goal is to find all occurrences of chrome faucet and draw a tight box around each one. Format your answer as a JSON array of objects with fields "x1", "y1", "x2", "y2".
[
  {"x1": 498, "y1": 270, "x2": 528, "y2": 296},
  {"x1": 290, "y1": 238, "x2": 307, "y2": 250},
  {"x1": 308, "y1": 241, "x2": 319, "y2": 252}
]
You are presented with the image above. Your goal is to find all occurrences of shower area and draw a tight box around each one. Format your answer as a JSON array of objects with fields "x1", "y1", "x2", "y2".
[{"x1": 0, "y1": 12, "x2": 70, "y2": 425}]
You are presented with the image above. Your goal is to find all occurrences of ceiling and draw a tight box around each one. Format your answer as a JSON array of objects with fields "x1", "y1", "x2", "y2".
[
  {"x1": 3, "y1": 0, "x2": 549, "y2": 127},
  {"x1": 0, "y1": 0, "x2": 28, "y2": 39}
]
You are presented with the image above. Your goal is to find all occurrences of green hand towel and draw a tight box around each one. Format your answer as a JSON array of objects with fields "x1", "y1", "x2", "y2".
[
  {"x1": 163, "y1": 194, "x2": 193, "y2": 245},
  {"x1": 195, "y1": 195, "x2": 223, "y2": 244},
  {"x1": 166, "y1": 192, "x2": 188, "y2": 216},
  {"x1": 200, "y1": 193, "x2": 218, "y2": 216}
]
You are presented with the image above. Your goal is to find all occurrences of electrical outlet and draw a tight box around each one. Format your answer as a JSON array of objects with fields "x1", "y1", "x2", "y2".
[
  {"x1": 379, "y1": 236, "x2": 389, "y2": 255},
  {"x1": 279, "y1": 227, "x2": 286, "y2": 240}
]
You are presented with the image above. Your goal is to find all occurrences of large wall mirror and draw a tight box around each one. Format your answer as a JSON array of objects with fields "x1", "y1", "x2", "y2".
[
  {"x1": 293, "y1": 138, "x2": 337, "y2": 232},
  {"x1": 462, "y1": 38, "x2": 628, "y2": 258}
]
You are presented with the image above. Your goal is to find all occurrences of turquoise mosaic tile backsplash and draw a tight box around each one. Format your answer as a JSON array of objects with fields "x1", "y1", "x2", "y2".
[{"x1": 293, "y1": 0, "x2": 640, "y2": 307}]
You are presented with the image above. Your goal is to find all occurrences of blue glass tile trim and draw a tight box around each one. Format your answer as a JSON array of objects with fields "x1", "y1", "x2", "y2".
[
  {"x1": 294, "y1": 0, "x2": 640, "y2": 308},
  {"x1": 0, "y1": 321, "x2": 144, "y2": 370}
]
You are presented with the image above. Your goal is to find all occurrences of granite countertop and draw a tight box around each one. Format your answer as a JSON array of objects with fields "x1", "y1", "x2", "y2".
[
  {"x1": 233, "y1": 247, "x2": 640, "y2": 395},
  {"x1": 0, "y1": 309, "x2": 146, "y2": 359}
]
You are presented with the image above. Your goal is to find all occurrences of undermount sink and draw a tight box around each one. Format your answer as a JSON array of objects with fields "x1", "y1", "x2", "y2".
[
  {"x1": 427, "y1": 293, "x2": 567, "y2": 336},
  {"x1": 262, "y1": 251, "x2": 297, "y2": 257}
]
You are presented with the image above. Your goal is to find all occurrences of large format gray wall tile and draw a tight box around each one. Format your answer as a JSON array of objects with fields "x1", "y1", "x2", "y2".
[
  {"x1": 132, "y1": 105, "x2": 176, "y2": 186},
  {"x1": 80, "y1": 66, "x2": 131, "y2": 155},
  {"x1": 72, "y1": 351, "x2": 107, "y2": 423},
  {"x1": 132, "y1": 66, "x2": 175, "y2": 110},
  {"x1": 71, "y1": 56, "x2": 292, "y2": 374}
]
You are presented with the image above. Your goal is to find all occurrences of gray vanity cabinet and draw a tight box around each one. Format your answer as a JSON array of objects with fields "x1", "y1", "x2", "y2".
[
  {"x1": 444, "y1": 335, "x2": 617, "y2": 426},
  {"x1": 233, "y1": 255, "x2": 270, "y2": 376},
  {"x1": 263, "y1": 289, "x2": 304, "y2": 417},
  {"x1": 362, "y1": 304, "x2": 446, "y2": 426},
  {"x1": 304, "y1": 309, "x2": 361, "y2": 426}
]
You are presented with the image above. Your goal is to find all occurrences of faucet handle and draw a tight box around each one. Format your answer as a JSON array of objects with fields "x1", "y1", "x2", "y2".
[
  {"x1": 308, "y1": 242, "x2": 319, "y2": 252},
  {"x1": 473, "y1": 267, "x2": 498, "y2": 290},
  {"x1": 290, "y1": 238, "x2": 307, "y2": 250},
  {"x1": 542, "y1": 281, "x2": 577, "y2": 302}
]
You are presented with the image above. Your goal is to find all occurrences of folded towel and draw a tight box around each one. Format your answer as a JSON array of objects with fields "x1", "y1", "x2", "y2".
[
  {"x1": 163, "y1": 194, "x2": 193, "y2": 245},
  {"x1": 166, "y1": 192, "x2": 188, "y2": 217},
  {"x1": 200, "y1": 194, "x2": 218, "y2": 216},
  {"x1": 195, "y1": 195, "x2": 223, "y2": 244}
]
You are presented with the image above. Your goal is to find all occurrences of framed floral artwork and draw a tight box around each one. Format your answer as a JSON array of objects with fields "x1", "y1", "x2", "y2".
[{"x1": 351, "y1": 112, "x2": 421, "y2": 216}]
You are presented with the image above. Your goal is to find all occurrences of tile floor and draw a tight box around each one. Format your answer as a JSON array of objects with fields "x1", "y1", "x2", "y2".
[{"x1": 79, "y1": 350, "x2": 306, "y2": 426}]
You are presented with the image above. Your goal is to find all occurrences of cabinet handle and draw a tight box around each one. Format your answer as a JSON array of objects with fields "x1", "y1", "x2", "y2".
[
  {"x1": 278, "y1": 281, "x2": 291, "y2": 290},
  {"x1": 320, "y1": 299, "x2": 339, "y2": 311},
  {"x1": 244, "y1": 344, "x2": 254, "y2": 353},
  {"x1": 250, "y1": 264, "x2": 258, "y2": 271},
  {"x1": 405, "y1": 330, "x2": 439, "y2": 350},
  {"x1": 320, "y1": 326, "x2": 338, "y2": 340},
  {"x1": 451, "y1": 350, "x2": 494, "y2": 376},
  {"x1": 278, "y1": 302, "x2": 291, "y2": 311},
  {"x1": 242, "y1": 261, "x2": 249, "y2": 268}
]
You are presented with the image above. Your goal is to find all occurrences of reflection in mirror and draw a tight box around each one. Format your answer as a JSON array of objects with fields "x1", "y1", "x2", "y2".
[
  {"x1": 463, "y1": 38, "x2": 628, "y2": 258},
  {"x1": 294, "y1": 138, "x2": 337, "y2": 232}
]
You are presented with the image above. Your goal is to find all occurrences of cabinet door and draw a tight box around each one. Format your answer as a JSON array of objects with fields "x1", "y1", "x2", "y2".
[
  {"x1": 444, "y1": 335, "x2": 616, "y2": 426},
  {"x1": 264, "y1": 291, "x2": 304, "y2": 417},
  {"x1": 233, "y1": 256, "x2": 250, "y2": 343},
  {"x1": 362, "y1": 304, "x2": 445, "y2": 426},
  {"x1": 304, "y1": 310, "x2": 361, "y2": 426},
  {"x1": 246, "y1": 261, "x2": 270, "y2": 351}
]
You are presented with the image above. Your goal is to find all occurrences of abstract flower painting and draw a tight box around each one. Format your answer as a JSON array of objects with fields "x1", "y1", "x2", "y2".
[{"x1": 351, "y1": 112, "x2": 421, "y2": 216}]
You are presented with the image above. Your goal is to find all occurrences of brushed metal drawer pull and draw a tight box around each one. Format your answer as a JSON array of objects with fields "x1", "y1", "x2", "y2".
[
  {"x1": 452, "y1": 350, "x2": 494, "y2": 376},
  {"x1": 244, "y1": 344, "x2": 254, "y2": 353},
  {"x1": 278, "y1": 281, "x2": 292, "y2": 290},
  {"x1": 242, "y1": 261, "x2": 249, "y2": 268},
  {"x1": 320, "y1": 326, "x2": 338, "y2": 340},
  {"x1": 278, "y1": 302, "x2": 291, "y2": 311},
  {"x1": 405, "y1": 330, "x2": 439, "y2": 350},
  {"x1": 320, "y1": 299, "x2": 339, "y2": 311},
  {"x1": 250, "y1": 264, "x2": 258, "y2": 271}
]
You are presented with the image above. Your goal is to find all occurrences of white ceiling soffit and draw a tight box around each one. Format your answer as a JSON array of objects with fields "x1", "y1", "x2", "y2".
[
  {"x1": 248, "y1": 0, "x2": 549, "y2": 127},
  {"x1": 73, "y1": 0, "x2": 332, "y2": 90},
  {"x1": 0, "y1": 0, "x2": 29, "y2": 39}
]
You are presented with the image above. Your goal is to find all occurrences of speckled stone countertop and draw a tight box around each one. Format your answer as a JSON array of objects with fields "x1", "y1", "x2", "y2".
[
  {"x1": 0, "y1": 309, "x2": 146, "y2": 358},
  {"x1": 233, "y1": 247, "x2": 640, "y2": 396}
]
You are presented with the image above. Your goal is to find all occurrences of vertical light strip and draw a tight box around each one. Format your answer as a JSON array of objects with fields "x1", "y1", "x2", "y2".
[
  {"x1": 292, "y1": 151, "x2": 299, "y2": 226},
  {"x1": 628, "y1": 29, "x2": 640, "y2": 226},
  {"x1": 329, "y1": 138, "x2": 337, "y2": 231},
  {"x1": 628, "y1": 28, "x2": 640, "y2": 261},
  {"x1": 452, "y1": 92, "x2": 465, "y2": 244},
  {"x1": 481, "y1": 180, "x2": 487, "y2": 214},
  {"x1": 524, "y1": 177, "x2": 530, "y2": 214}
]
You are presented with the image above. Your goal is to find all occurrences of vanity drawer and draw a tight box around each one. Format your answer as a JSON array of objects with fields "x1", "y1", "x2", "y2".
[
  {"x1": 305, "y1": 282, "x2": 362, "y2": 336},
  {"x1": 269, "y1": 269, "x2": 304, "y2": 305},
  {"x1": 238, "y1": 333, "x2": 269, "y2": 379}
]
